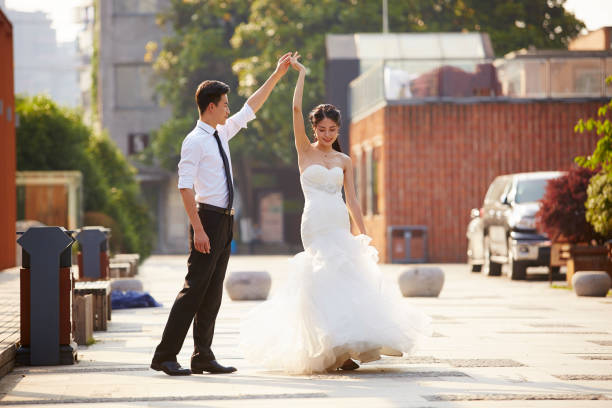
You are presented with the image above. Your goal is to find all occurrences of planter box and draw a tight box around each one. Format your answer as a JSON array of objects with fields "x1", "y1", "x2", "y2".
[{"x1": 564, "y1": 244, "x2": 612, "y2": 286}]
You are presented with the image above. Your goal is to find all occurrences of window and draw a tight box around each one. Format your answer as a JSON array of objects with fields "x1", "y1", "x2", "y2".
[
  {"x1": 115, "y1": 65, "x2": 157, "y2": 108},
  {"x1": 371, "y1": 147, "x2": 381, "y2": 215},
  {"x1": 128, "y1": 132, "x2": 149, "y2": 155},
  {"x1": 353, "y1": 153, "x2": 361, "y2": 203},
  {"x1": 515, "y1": 179, "x2": 550, "y2": 204},
  {"x1": 365, "y1": 147, "x2": 381, "y2": 215},
  {"x1": 360, "y1": 151, "x2": 367, "y2": 212},
  {"x1": 113, "y1": 0, "x2": 158, "y2": 14}
]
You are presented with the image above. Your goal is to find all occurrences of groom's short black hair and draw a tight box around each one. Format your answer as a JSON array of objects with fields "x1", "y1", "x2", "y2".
[{"x1": 195, "y1": 80, "x2": 230, "y2": 113}]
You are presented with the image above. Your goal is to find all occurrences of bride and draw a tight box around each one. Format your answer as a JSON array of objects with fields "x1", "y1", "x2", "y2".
[{"x1": 239, "y1": 52, "x2": 432, "y2": 374}]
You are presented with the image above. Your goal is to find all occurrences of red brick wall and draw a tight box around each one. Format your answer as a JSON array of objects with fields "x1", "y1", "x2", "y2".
[
  {"x1": 0, "y1": 10, "x2": 16, "y2": 269},
  {"x1": 350, "y1": 100, "x2": 604, "y2": 263},
  {"x1": 350, "y1": 109, "x2": 388, "y2": 262}
]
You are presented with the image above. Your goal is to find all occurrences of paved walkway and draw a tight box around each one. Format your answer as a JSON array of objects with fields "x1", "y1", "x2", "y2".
[
  {"x1": 0, "y1": 267, "x2": 19, "y2": 379},
  {"x1": 0, "y1": 255, "x2": 611, "y2": 407}
]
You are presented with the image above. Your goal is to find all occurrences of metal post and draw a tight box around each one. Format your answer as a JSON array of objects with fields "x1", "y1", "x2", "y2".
[{"x1": 382, "y1": 0, "x2": 389, "y2": 33}]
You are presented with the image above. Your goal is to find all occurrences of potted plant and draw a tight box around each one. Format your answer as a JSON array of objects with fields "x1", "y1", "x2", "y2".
[{"x1": 536, "y1": 166, "x2": 611, "y2": 286}]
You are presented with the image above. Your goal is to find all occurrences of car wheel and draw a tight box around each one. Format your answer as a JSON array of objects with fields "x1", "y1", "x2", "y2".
[
  {"x1": 508, "y1": 238, "x2": 527, "y2": 280},
  {"x1": 483, "y1": 235, "x2": 502, "y2": 277},
  {"x1": 471, "y1": 264, "x2": 482, "y2": 273}
]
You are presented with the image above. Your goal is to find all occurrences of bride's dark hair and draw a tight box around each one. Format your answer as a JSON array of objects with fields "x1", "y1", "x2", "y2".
[{"x1": 309, "y1": 104, "x2": 342, "y2": 152}]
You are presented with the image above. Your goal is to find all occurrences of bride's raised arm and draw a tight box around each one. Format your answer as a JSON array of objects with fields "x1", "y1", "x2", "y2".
[{"x1": 291, "y1": 52, "x2": 311, "y2": 155}]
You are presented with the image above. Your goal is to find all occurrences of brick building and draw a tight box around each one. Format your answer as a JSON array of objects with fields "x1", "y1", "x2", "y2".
[
  {"x1": 343, "y1": 33, "x2": 611, "y2": 263},
  {"x1": 0, "y1": 7, "x2": 16, "y2": 269},
  {"x1": 350, "y1": 100, "x2": 604, "y2": 263}
]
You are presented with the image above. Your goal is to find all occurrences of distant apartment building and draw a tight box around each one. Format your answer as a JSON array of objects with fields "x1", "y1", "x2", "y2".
[
  {"x1": 569, "y1": 26, "x2": 612, "y2": 51},
  {"x1": 90, "y1": 0, "x2": 186, "y2": 253},
  {"x1": 5, "y1": 8, "x2": 79, "y2": 106}
]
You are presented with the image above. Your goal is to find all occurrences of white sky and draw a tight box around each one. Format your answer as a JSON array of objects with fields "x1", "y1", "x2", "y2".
[{"x1": 3, "y1": 0, "x2": 612, "y2": 43}]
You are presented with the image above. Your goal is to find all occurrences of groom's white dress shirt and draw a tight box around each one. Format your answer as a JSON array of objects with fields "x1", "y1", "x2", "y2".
[{"x1": 177, "y1": 103, "x2": 255, "y2": 208}]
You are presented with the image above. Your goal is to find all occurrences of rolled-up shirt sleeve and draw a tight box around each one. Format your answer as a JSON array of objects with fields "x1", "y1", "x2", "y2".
[
  {"x1": 220, "y1": 102, "x2": 256, "y2": 142},
  {"x1": 177, "y1": 137, "x2": 201, "y2": 189}
]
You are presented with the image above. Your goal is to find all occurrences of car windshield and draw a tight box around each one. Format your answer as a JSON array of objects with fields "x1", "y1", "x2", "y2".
[{"x1": 515, "y1": 179, "x2": 550, "y2": 204}]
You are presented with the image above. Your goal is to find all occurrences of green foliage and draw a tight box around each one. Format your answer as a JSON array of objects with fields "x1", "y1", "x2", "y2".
[
  {"x1": 150, "y1": 116, "x2": 194, "y2": 171},
  {"x1": 575, "y1": 76, "x2": 612, "y2": 239},
  {"x1": 15, "y1": 95, "x2": 154, "y2": 259},
  {"x1": 585, "y1": 171, "x2": 612, "y2": 238}
]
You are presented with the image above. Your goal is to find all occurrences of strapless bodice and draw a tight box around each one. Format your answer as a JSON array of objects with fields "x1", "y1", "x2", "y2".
[
  {"x1": 300, "y1": 164, "x2": 344, "y2": 196},
  {"x1": 299, "y1": 164, "x2": 349, "y2": 247}
]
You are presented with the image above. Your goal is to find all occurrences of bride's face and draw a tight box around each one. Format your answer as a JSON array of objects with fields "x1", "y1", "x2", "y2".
[{"x1": 313, "y1": 118, "x2": 339, "y2": 147}]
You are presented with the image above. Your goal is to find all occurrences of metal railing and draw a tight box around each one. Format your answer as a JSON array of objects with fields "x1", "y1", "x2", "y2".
[{"x1": 350, "y1": 56, "x2": 612, "y2": 120}]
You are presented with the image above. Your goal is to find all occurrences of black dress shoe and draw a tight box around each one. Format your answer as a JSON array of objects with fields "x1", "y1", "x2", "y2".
[
  {"x1": 339, "y1": 359, "x2": 360, "y2": 371},
  {"x1": 151, "y1": 360, "x2": 191, "y2": 376},
  {"x1": 191, "y1": 359, "x2": 237, "y2": 374}
]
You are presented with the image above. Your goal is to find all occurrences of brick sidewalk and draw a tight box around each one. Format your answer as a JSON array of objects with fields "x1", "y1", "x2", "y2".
[{"x1": 0, "y1": 267, "x2": 19, "y2": 378}]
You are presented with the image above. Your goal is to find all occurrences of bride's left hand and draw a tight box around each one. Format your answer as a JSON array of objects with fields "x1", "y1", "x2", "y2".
[{"x1": 290, "y1": 51, "x2": 306, "y2": 72}]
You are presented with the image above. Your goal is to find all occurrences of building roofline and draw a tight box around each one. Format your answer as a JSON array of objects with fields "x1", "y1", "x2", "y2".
[{"x1": 0, "y1": 7, "x2": 13, "y2": 32}]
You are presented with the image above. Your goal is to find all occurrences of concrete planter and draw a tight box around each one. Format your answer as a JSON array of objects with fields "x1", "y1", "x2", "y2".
[
  {"x1": 572, "y1": 271, "x2": 611, "y2": 297},
  {"x1": 398, "y1": 267, "x2": 444, "y2": 297},
  {"x1": 225, "y1": 271, "x2": 271, "y2": 301},
  {"x1": 564, "y1": 245, "x2": 612, "y2": 287}
]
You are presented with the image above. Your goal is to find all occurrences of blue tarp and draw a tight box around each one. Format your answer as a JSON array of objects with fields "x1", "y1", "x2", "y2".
[{"x1": 111, "y1": 291, "x2": 162, "y2": 309}]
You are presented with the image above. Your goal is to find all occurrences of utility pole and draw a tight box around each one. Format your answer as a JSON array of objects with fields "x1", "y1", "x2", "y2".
[{"x1": 382, "y1": 0, "x2": 389, "y2": 33}]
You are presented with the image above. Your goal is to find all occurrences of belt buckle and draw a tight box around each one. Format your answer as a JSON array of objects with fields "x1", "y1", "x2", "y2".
[{"x1": 228, "y1": 208, "x2": 235, "y2": 216}]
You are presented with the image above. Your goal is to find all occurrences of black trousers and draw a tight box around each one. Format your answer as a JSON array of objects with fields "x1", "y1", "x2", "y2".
[{"x1": 153, "y1": 208, "x2": 233, "y2": 364}]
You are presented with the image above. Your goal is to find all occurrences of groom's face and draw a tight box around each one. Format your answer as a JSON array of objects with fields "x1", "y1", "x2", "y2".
[{"x1": 212, "y1": 94, "x2": 230, "y2": 126}]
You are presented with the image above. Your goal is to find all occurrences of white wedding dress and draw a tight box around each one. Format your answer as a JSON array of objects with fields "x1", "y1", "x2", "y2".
[{"x1": 239, "y1": 164, "x2": 432, "y2": 374}]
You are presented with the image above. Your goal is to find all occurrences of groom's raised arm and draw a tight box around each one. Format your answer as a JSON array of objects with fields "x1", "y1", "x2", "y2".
[
  {"x1": 221, "y1": 52, "x2": 291, "y2": 141},
  {"x1": 246, "y1": 52, "x2": 291, "y2": 113}
]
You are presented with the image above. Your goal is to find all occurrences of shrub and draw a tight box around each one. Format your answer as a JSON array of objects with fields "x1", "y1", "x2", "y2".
[
  {"x1": 536, "y1": 166, "x2": 602, "y2": 244},
  {"x1": 16, "y1": 95, "x2": 153, "y2": 260}
]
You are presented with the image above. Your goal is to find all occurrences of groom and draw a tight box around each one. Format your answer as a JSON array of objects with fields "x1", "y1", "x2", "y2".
[{"x1": 151, "y1": 52, "x2": 292, "y2": 376}]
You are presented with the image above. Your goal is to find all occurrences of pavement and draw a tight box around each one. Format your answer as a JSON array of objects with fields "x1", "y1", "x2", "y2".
[{"x1": 0, "y1": 255, "x2": 611, "y2": 407}]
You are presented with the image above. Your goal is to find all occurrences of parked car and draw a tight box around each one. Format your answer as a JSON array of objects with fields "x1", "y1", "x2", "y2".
[{"x1": 467, "y1": 171, "x2": 564, "y2": 280}]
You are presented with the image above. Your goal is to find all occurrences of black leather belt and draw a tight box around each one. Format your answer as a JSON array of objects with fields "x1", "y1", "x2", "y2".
[{"x1": 197, "y1": 202, "x2": 235, "y2": 216}]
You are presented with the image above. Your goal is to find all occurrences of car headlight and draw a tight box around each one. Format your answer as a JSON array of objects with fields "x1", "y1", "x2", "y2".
[{"x1": 510, "y1": 215, "x2": 536, "y2": 230}]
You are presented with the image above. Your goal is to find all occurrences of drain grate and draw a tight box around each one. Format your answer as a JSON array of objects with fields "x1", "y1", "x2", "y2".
[{"x1": 423, "y1": 393, "x2": 608, "y2": 401}]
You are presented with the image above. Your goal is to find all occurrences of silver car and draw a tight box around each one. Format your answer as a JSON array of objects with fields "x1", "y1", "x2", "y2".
[{"x1": 467, "y1": 171, "x2": 564, "y2": 279}]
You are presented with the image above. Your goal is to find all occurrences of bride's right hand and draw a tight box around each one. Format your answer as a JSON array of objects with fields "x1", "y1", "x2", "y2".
[{"x1": 290, "y1": 51, "x2": 305, "y2": 72}]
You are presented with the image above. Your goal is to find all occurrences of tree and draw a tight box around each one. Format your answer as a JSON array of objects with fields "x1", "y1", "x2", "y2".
[{"x1": 16, "y1": 95, "x2": 154, "y2": 259}]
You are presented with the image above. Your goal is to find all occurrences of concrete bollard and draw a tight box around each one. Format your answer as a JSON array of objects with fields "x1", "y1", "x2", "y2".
[
  {"x1": 572, "y1": 271, "x2": 611, "y2": 297},
  {"x1": 398, "y1": 267, "x2": 445, "y2": 297},
  {"x1": 76, "y1": 227, "x2": 111, "y2": 280},
  {"x1": 225, "y1": 271, "x2": 271, "y2": 301}
]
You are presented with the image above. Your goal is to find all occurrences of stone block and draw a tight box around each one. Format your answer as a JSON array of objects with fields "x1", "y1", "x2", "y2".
[
  {"x1": 225, "y1": 271, "x2": 271, "y2": 301},
  {"x1": 109, "y1": 262, "x2": 131, "y2": 278},
  {"x1": 398, "y1": 267, "x2": 444, "y2": 297},
  {"x1": 572, "y1": 271, "x2": 611, "y2": 297}
]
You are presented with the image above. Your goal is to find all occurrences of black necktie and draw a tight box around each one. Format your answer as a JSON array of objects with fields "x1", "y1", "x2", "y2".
[{"x1": 213, "y1": 130, "x2": 233, "y2": 210}]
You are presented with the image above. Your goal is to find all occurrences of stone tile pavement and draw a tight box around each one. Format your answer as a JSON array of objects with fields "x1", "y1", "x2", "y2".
[
  {"x1": 0, "y1": 268, "x2": 18, "y2": 379},
  {"x1": 0, "y1": 255, "x2": 611, "y2": 407}
]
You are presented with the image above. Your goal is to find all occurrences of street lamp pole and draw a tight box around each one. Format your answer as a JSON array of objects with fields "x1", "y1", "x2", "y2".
[{"x1": 382, "y1": 0, "x2": 389, "y2": 33}]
